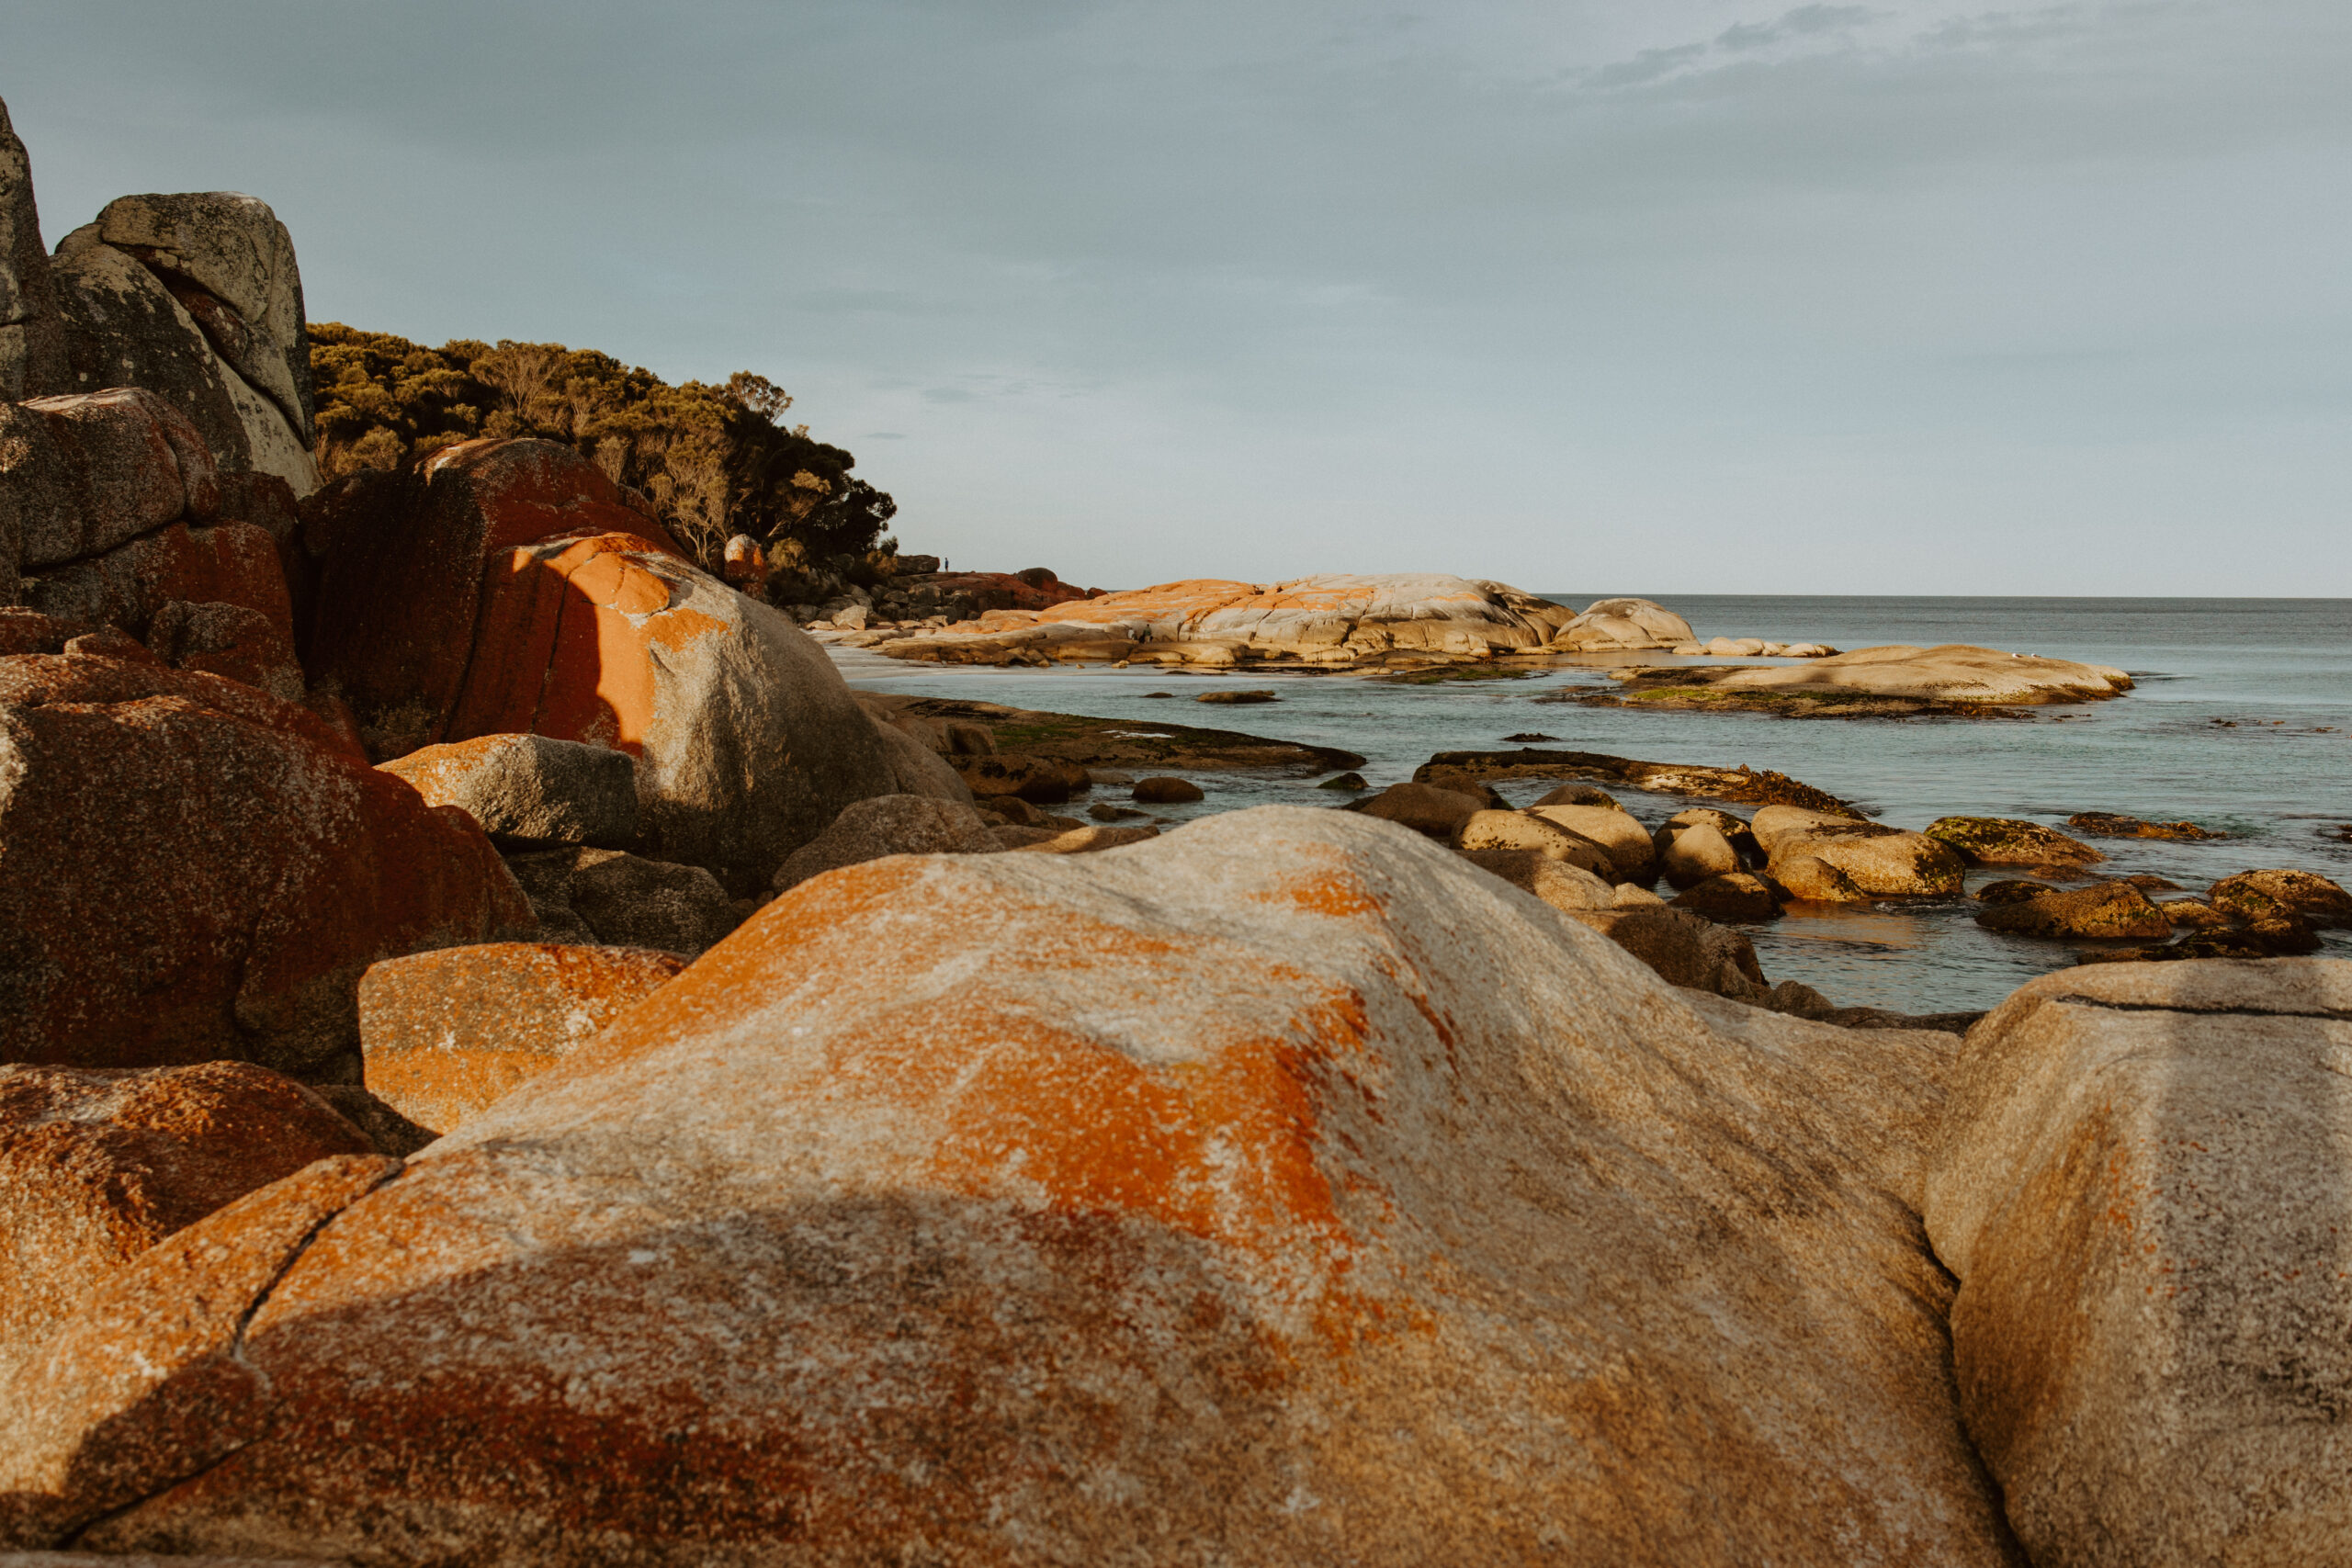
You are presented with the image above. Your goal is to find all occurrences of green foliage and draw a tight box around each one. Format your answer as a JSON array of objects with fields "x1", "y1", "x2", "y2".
[{"x1": 309, "y1": 324, "x2": 897, "y2": 569}]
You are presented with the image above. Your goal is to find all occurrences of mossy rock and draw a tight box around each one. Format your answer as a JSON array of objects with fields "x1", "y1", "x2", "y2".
[{"x1": 1926, "y1": 817, "x2": 2103, "y2": 867}]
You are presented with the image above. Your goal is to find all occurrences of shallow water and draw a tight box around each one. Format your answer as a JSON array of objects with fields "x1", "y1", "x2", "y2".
[{"x1": 836, "y1": 596, "x2": 2352, "y2": 1013}]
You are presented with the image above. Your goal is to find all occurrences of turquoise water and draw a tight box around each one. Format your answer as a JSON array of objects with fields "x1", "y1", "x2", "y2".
[{"x1": 836, "y1": 596, "x2": 2352, "y2": 1013}]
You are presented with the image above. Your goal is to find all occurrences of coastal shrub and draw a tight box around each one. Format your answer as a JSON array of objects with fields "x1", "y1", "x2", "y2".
[{"x1": 308, "y1": 325, "x2": 897, "y2": 571}]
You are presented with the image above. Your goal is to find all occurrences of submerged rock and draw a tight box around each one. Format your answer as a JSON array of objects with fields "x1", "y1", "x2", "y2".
[
  {"x1": 1974, "y1": 881, "x2": 2173, "y2": 942},
  {"x1": 1924, "y1": 817, "x2": 2103, "y2": 867},
  {"x1": 2067, "y1": 810, "x2": 2222, "y2": 841}
]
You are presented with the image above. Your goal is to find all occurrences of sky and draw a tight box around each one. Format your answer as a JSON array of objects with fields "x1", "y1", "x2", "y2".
[{"x1": 3, "y1": 0, "x2": 2347, "y2": 594}]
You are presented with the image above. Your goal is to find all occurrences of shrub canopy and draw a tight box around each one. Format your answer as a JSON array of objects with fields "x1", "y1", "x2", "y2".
[{"x1": 310, "y1": 324, "x2": 896, "y2": 569}]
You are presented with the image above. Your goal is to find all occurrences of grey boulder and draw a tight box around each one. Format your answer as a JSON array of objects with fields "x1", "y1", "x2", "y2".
[
  {"x1": 378, "y1": 734, "x2": 639, "y2": 849},
  {"x1": 0, "y1": 95, "x2": 70, "y2": 401},
  {"x1": 772, "y1": 793, "x2": 1004, "y2": 893},
  {"x1": 504, "y1": 847, "x2": 741, "y2": 959}
]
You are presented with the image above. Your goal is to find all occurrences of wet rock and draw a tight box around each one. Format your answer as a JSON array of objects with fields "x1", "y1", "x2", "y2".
[
  {"x1": 1924, "y1": 817, "x2": 2103, "y2": 867},
  {"x1": 0, "y1": 653, "x2": 533, "y2": 1076},
  {"x1": 954, "y1": 752, "x2": 1089, "y2": 805},
  {"x1": 1089, "y1": 801, "x2": 1148, "y2": 822},
  {"x1": 0, "y1": 1060, "x2": 373, "y2": 1386},
  {"x1": 1317, "y1": 771, "x2": 1365, "y2": 790},
  {"x1": 1194, "y1": 689, "x2": 1277, "y2": 704},
  {"x1": 0, "y1": 808, "x2": 2016, "y2": 1564},
  {"x1": 1757, "y1": 807, "x2": 1963, "y2": 901},
  {"x1": 771, "y1": 794, "x2": 1003, "y2": 894},
  {"x1": 1132, "y1": 776, "x2": 1204, "y2": 805},
  {"x1": 1672, "y1": 873, "x2": 1785, "y2": 923},
  {"x1": 377, "y1": 733, "x2": 638, "y2": 848},
  {"x1": 1974, "y1": 881, "x2": 2173, "y2": 942},
  {"x1": 2067, "y1": 810, "x2": 2221, "y2": 841},
  {"x1": 1925, "y1": 959, "x2": 2352, "y2": 1568},
  {"x1": 2210, "y1": 869, "x2": 2352, "y2": 929},
  {"x1": 1529, "y1": 803, "x2": 1658, "y2": 884},
  {"x1": 1532, "y1": 781, "x2": 1623, "y2": 810},
  {"x1": 1654, "y1": 807, "x2": 1760, "y2": 864},
  {"x1": 1568, "y1": 906, "x2": 1770, "y2": 1006},
  {"x1": 1353, "y1": 780, "x2": 1486, "y2": 838},
  {"x1": 2159, "y1": 898, "x2": 2231, "y2": 930},
  {"x1": 357, "y1": 942, "x2": 685, "y2": 1134}
]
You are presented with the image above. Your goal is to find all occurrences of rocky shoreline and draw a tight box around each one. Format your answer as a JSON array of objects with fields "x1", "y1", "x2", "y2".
[{"x1": 9, "y1": 96, "x2": 2352, "y2": 1568}]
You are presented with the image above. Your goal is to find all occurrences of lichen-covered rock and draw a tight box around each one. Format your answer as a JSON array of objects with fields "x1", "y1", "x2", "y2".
[
  {"x1": 0, "y1": 96, "x2": 70, "y2": 402},
  {"x1": 1758, "y1": 807, "x2": 1964, "y2": 901},
  {"x1": 2067, "y1": 810, "x2": 2220, "y2": 841},
  {"x1": 1975, "y1": 881, "x2": 2175, "y2": 942},
  {"x1": 142, "y1": 598, "x2": 304, "y2": 700},
  {"x1": 771, "y1": 793, "x2": 1003, "y2": 893},
  {"x1": 25, "y1": 517, "x2": 287, "y2": 647},
  {"x1": 378, "y1": 733, "x2": 639, "y2": 848},
  {"x1": 1131, "y1": 775, "x2": 1204, "y2": 804},
  {"x1": 306, "y1": 440, "x2": 899, "y2": 890},
  {"x1": 0, "y1": 808, "x2": 2017, "y2": 1565},
  {"x1": 950, "y1": 752, "x2": 1088, "y2": 804},
  {"x1": 357, "y1": 942, "x2": 684, "y2": 1134},
  {"x1": 0, "y1": 1060, "x2": 374, "y2": 1387},
  {"x1": 1924, "y1": 817, "x2": 2104, "y2": 867},
  {"x1": 4, "y1": 387, "x2": 218, "y2": 568},
  {"x1": 2210, "y1": 868, "x2": 2352, "y2": 929},
  {"x1": 1924, "y1": 959, "x2": 2352, "y2": 1568},
  {"x1": 0, "y1": 654, "x2": 534, "y2": 1076}
]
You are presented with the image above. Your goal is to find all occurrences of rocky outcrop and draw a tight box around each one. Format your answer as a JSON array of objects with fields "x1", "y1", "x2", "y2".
[
  {"x1": 1591, "y1": 645, "x2": 2134, "y2": 714},
  {"x1": 1673, "y1": 872, "x2": 1786, "y2": 923},
  {"x1": 502, "y1": 846, "x2": 741, "y2": 958},
  {"x1": 304, "y1": 439, "x2": 899, "y2": 890},
  {"x1": 1925, "y1": 959, "x2": 2352, "y2": 1567},
  {"x1": 0, "y1": 808, "x2": 2017, "y2": 1564},
  {"x1": 1757, "y1": 806, "x2": 1965, "y2": 901},
  {"x1": 1418, "y1": 747, "x2": 1862, "y2": 816},
  {"x1": 0, "y1": 98, "x2": 69, "y2": 403},
  {"x1": 0, "y1": 1059, "x2": 376, "y2": 1387},
  {"x1": 379, "y1": 733, "x2": 639, "y2": 849},
  {"x1": 876, "y1": 573, "x2": 1578, "y2": 669},
  {"x1": 2211, "y1": 868, "x2": 2352, "y2": 928},
  {"x1": 357, "y1": 942, "x2": 684, "y2": 1135},
  {"x1": 1530, "y1": 801, "x2": 1658, "y2": 884},
  {"x1": 0, "y1": 652, "x2": 534, "y2": 1077},
  {"x1": 1547, "y1": 595, "x2": 1694, "y2": 649},
  {"x1": 1925, "y1": 816, "x2": 2103, "y2": 867},
  {"x1": 2067, "y1": 810, "x2": 2221, "y2": 841},
  {"x1": 770, "y1": 793, "x2": 1004, "y2": 892},
  {"x1": 1453, "y1": 808, "x2": 1617, "y2": 879}
]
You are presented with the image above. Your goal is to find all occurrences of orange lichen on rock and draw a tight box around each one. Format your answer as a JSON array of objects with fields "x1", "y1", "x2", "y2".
[{"x1": 358, "y1": 942, "x2": 684, "y2": 1134}]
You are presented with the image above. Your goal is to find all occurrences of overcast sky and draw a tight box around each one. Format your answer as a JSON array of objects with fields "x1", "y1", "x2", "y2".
[{"x1": 5, "y1": 1, "x2": 2346, "y2": 594}]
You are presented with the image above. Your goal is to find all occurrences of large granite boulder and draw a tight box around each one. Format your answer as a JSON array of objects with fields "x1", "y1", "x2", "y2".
[
  {"x1": 3, "y1": 386, "x2": 219, "y2": 569},
  {"x1": 770, "y1": 792, "x2": 1003, "y2": 892},
  {"x1": 306, "y1": 440, "x2": 895, "y2": 891},
  {"x1": 1757, "y1": 806, "x2": 1964, "y2": 901},
  {"x1": 0, "y1": 1060, "x2": 376, "y2": 1388},
  {"x1": 0, "y1": 808, "x2": 2018, "y2": 1564},
  {"x1": 378, "y1": 733, "x2": 639, "y2": 849},
  {"x1": 0, "y1": 652, "x2": 534, "y2": 1077},
  {"x1": 1701, "y1": 645, "x2": 2132, "y2": 705},
  {"x1": 1973, "y1": 880, "x2": 2173, "y2": 942},
  {"x1": 1925, "y1": 816, "x2": 2103, "y2": 867},
  {"x1": 0, "y1": 96, "x2": 69, "y2": 402},
  {"x1": 1925, "y1": 959, "x2": 2352, "y2": 1566},
  {"x1": 2210, "y1": 868, "x2": 2352, "y2": 928}
]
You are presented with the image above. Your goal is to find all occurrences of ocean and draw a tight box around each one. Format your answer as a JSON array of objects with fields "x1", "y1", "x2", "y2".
[{"x1": 833, "y1": 596, "x2": 2352, "y2": 1013}]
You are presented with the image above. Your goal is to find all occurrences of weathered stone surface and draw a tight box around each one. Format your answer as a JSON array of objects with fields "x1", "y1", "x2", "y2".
[
  {"x1": 771, "y1": 793, "x2": 1002, "y2": 893},
  {"x1": 1131, "y1": 775, "x2": 1204, "y2": 804},
  {"x1": 357, "y1": 942, "x2": 684, "y2": 1135},
  {"x1": 1974, "y1": 881, "x2": 2174, "y2": 942},
  {"x1": 2211, "y1": 868, "x2": 2352, "y2": 928},
  {"x1": 0, "y1": 654, "x2": 534, "y2": 1076},
  {"x1": 1654, "y1": 807, "x2": 1759, "y2": 864},
  {"x1": 1354, "y1": 779, "x2": 1485, "y2": 837},
  {"x1": 0, "y1": 1060, "x2": 373, "y2": 1387},
  {"x1": 1009, "y1": 823, "x2": 1160, "y2": 854},
  {"x1": 308, "y1": 441, "x2": 899, "y2": 890},
  {"x1": 1924, "y1": 817, "x2": 2103, "y2": 867},
  {"x1": 2067, "y1": 810, "x2": 2220, "y2": 841},
  {"x1": 1690, "y1": 645, "x2": 2132, "y2": 705},
  {"x1": 0, "y1": 808, "x2": 2017, "y2": 1564},
  {"x1": 1529, "y1": 802, "x2": 1659, "y2": 884},
  {"x1": 561, "y1": 848, "x2": 741, "y2": 957},
  {"x1": 6, "y1": 387, "x2": 218, "y2": 569},
  {"x1": 143, "y1": 599, "x2": 303, "y2": 700},
  {"x1": 1672, "y1": 872, "x2": 1784, "y2": 923},
  {"x1": 44, "y1": 232, "x2": 279, "y2": 481},
  {"x1": 1924, "y1": 959, "x2": 2352, "y2": 1568},
  {"x1": 378, "y1": 733, "x2": 638, "y2": 848},
  {"x1": 93, "y1": 192, "x2": 314, "y2": 446},
  {"x1": 1457, "y1": 846, "x2": 1617, "y2": 912},
  {"x1": 1532, "y1": 781, "x2": 1623, "y2": 809},
  {"x1": 1452, "y1": 808, "x2": 1616, "y2": 878},
  {"x1": 951, "y1": 752, "x2": 1088, "y2": 804},
  {"x1": 0, "y1": 96, "x2": 69, "y2": 402},
  {"x1": 1569, "y1": 905, "x2": 1772, "y2": 1005},
  {"x1": 25, "y1": 518, "x2": 286, "y2": 651},
  {"x1": 865, "y1": 713, "x2": 976, "y2": 805},
  {"x1": 1548, "y1": 596, "x2": 1695, "y2": 650}
]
